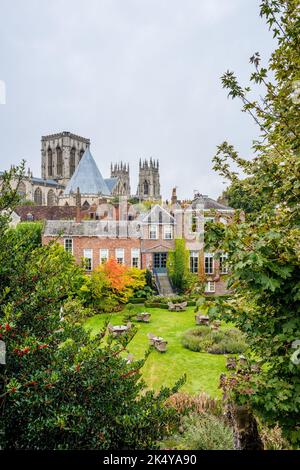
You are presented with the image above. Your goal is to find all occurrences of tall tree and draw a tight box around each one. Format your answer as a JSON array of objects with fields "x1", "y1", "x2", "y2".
[
  {"x1": 207, "y1": 0, "x2": 300, "y2": 446},
  {"x1": 0, "y1": 168, "x2": 182, "y2": 449}
]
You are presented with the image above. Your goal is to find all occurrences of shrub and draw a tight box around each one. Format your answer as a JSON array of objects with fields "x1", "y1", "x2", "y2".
[
  {"x1": 144, "y1": 301, "x2": 169, "y2": 309},
  {"x1": 259, "y1": 423, "x2": 291, "y2": 450},
  {"x1": 80, "y1": 259, "x2": 147, "y2": 312},
  {"x1": 182, "y1": 326, "x2": 247, "y2": 354},
  {"x1": 167, "y1": 239, "x2": 190, "y2": 292},
  {"x1": 161, "y1": 412, "x2": 234, "y2": 450},
  {"x1": 166, "y1": 392, "x2": 221, "y2": 416}
]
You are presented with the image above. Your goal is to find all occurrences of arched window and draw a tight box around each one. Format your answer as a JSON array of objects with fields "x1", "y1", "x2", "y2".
[
  {"x1": 47, "y1": 148, "x2": 53, "y2": 177},
  {"x1": 70, "y1": 147, "x2": 76, "y2": 176},
  {"x1": 47, "y1": 189, "x2": 56, "y2": 206},
  {"x1": 143, "y1": 180, "x2": 149, "y2": 195},
  {"x1": 34, "y1": 187, "x2": 43, "y2": 205},
  {"x1": 17, "y1": 181, "x2": 26, "y2": 199},
  {"x1": 57, "y1": 146, "x2": 63, "y2": 176},
  {"x1": 82, "y1": 200, "x2": 90, "y2": 209},
  {"x1": 79, "y1": 149, "x2": 85, "y2": 160}
]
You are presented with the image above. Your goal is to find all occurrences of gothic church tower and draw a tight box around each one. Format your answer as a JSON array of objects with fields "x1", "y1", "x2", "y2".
[
  {"x1": 110, "y1": 162, "x2": 131, "y2": 196},
  {"x1": 41, "y1": 131, "x2": 90, "y2": 185},
  {"x1": 137, "y1": 158, "x2": 161, "y2": 200}
]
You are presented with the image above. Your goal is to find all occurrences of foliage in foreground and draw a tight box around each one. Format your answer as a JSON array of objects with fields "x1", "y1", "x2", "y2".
[
  {"x1": 182, "y1": 326, "x2": 247, "y2": 354},
  {"x1": 161, "y1": 412, "x2": 234, "y2": 451},
  {"x1": 0, "y1": 170, "x2": 183, "y2": 449},
  {"x1": 206, "y1": 0, "x2": 300, "y2": 446}
]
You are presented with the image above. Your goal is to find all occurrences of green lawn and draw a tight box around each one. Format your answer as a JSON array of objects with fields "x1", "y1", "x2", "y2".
[{"x1": 85, "y1": 305, "x2": 227, "y2": 397}]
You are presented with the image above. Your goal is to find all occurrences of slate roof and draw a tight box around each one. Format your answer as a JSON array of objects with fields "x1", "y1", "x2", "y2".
[
  {"x1": 44, "y1": 220, "x2": 141, "y2": 238},
  {"x1": 0, "y1": 172, "x2": 64, "y2": 188},
  {"x1": 15, "y1": 205, "x2": 77, "y2": 221},
  {"x1": 192, "y1": 196, "x2": 234, "y2": 211},
  {"x1": 104, "y1": 177, "x2": 118, "y2": 193},
  {"x1": 31, "y1": 177, "x2": 64, "y2": 188},
  {"x1": 64, "y1": 148, "x2": 111, "y2": 196}
]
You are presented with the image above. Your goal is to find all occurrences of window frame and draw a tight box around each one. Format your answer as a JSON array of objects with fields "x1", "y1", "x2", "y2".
[
  {"x1": 131, "y1": 248, "x2": 140, "y2": 268},
  {"x1": 205, "y1": 281, "x2": 215, "y2": 293},
  {"x1": 204, "y1": 252, "x2": 214, "y2": 274},
  {"x1": 64, "y1": 238, "x2": 73, "y2": 255},
  {"x1": 163, "y1": 224, "x2": 173, "y2": 240},
  {"x1": 149, "y1": 224, "x2": 158, "y2": 240},
  {"x1": 190, "y1": 251, "x2": 199, "y2": 273},
  {"x1": 83, "y1": 248, "x2": 93, "y2": 271},
  {"x1": 100, "y1": 248, "x2": 109, "y2": 264},
  {"x1": 115, "y1": 248, "x2": 125, "y2": 265},
  {"x1": 220, "y1": 253, "x2": 228, "y2": 274}
]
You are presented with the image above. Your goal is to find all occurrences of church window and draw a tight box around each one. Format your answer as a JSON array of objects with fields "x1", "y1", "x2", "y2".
[
  {"x1": 57, "y1": 147, "x2": 63, "y2": 176},
  {"x1": 47, "y1": 148, "x2": 53, "y2": 177},
  {"x1": 34, "y1": 187, "x2": 42, "y2": 205},
  {"x1": 17, "y1": 181, "x2": 26, "y2": 199},
  {"x1": 70, "y1": 147, "x2": 76, "y2": 176},
  {"x1": 47, "y1": 189, "x2": 55, "y2": 206},
  {"x1": 143, "y1": 180, "x2": 149, "y2": 195},
  {"x1": 79, "y1": 149, "x2": 85, "y2": 160}
]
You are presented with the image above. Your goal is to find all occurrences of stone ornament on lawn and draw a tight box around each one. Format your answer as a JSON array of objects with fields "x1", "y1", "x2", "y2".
[
  {"x1": 195, "y1": 314, "x2": 210, "y2": 325},
  {"x1": 136, "y1": 312, "x2": 151, "y2": 322},
  {"x1": 147, "y1": 333, "x2": 168, "y2": 352},
  {"x1": 168, "y1": 301, "x2": 187, "y2": 312}
]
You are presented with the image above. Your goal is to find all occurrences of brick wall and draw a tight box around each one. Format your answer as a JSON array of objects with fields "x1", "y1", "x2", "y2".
[{"x1": 43, "y1": 235, "x2": 141, "y2": 269}]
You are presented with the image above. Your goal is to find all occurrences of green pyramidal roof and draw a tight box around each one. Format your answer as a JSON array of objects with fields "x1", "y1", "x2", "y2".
[{"x1": 64, "y1": 148, "x2": 111, "y2": 196}]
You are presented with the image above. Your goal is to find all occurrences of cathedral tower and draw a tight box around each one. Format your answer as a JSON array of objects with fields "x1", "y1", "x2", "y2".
[
  {"x1": 137, "y1": 158, "x2": 161, "y2": 200},
  {"x1": 41, "y1": 131, "x2": 90, "y2": 185},
  {"x1": 110, "y1": 162, "x2": 131, "y2": 197}
]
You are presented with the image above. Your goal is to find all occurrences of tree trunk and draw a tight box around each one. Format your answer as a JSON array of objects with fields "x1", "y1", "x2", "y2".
[{"x1": 227, "y1": 403, "x2": 264, "y2": 450}]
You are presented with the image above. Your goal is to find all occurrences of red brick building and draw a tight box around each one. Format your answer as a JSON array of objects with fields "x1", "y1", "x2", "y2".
[{"x1": 43, "y1": 196, "x2": 235, "y2": 295}]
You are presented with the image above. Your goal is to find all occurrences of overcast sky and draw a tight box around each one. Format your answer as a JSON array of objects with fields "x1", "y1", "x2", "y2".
[{"x1": 0, "y1": 0, "x2": 275, "y2": 200}]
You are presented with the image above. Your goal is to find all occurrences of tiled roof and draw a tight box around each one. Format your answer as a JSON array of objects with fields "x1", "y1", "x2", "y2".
[
  {"x1": 44, "y1": 220, "x2": 142, "y2": 238},
  {"x1": 15, "y1": 205, "x2": 77, "y2": 221},
  {"x1": 192, "y1": 196, "x2": 234, "y2": 211},
  {"x1": 64, "y1": 148, "x2": 111, "y2": 196}
]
